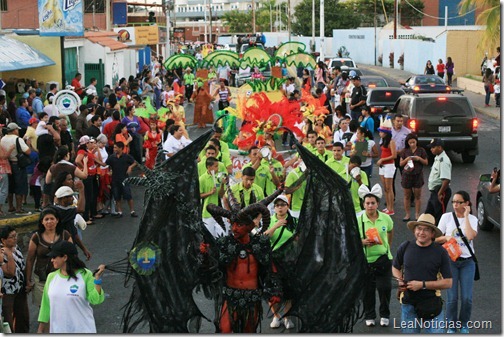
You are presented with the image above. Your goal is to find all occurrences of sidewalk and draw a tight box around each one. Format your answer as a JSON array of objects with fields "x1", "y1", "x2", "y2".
[
  {"x1": 359, "y1": 64, "x2": 501, "y2": 120},
  {"x1": 0, "y1": 206, "x2": 39, "y2": 231}
]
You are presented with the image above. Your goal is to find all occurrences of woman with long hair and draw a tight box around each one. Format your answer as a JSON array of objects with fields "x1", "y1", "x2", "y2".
[
  {"x1": 445, "y1": 56, "x2": 455, "y2": 86},
  {"x1": 399, "y1": 133, "x2": 428, "y2": 221},
  {"x1": 45, "y1": 146, "x2": 88, "y2": 197},
  {"x1": 315, "y1": 61, "x2": 328, "y2": 91},
  {"x1": 424, "y1": 60, "x2": 435, "y2": 75},
  {"x1": 121, "y1": 106, "x2": 142, "y2": 163},
  {"x1": 435, "y1": 191, "x2": 478, "y2": 333},
  {"x1": 483, "y1": 67, "x2": 495, "y2": 107},
  {"x1": 25, "y1": 208, "x2": 73, "y2": 308},
  {"x1": 302, "y1": 68, "x2": 312, "y2": 92},
  {"x1": 37, "y1": 241, "x2": 106, "y2": 333},
  {"x1": 350, "y1": 126, "x2": 378, "y2": 179},
  {"x1": 114, "y1": 123, "x2": 133, "y2": 154},
  {"x1": 0, "y1": 225, "x2": 30, "y2": 332},
  {"x1": 143, "y1": 120, "x2": 162, "y2": 169},
  {"x1": 376, "y1": 119, "x2": 396, "y2": 215}
]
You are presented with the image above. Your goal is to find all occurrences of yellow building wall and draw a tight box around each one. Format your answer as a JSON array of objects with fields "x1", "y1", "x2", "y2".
[
  {"x1": 0, "y1": 36, "x2": 62, "y2": 86},
  {"x1": 446, "y1": 30, "x2": 484, "y2": 76}
]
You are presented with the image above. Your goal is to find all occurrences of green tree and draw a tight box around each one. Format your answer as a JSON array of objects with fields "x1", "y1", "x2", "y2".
[
  {"x1": 459, "y1": 0, "x2": 500, "y2": 52},
  {"x1": 222, "y1": 10, "x2": 253, "y2": 32},
  {"x1": 292, "y1": 0, "x2": 361, "y2": 36}
]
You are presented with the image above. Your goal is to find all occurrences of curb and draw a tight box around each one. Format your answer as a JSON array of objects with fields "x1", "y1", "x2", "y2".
[
  {"x1": 474, "y1": 107, "x2": 501, "y2": 120},
  {"x1": 0, "y1": 214, "x2": 39, "y2": 229}
]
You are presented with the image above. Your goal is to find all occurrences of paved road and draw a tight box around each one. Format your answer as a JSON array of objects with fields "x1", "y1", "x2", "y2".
[{"x1": 23, "y1": 68, "x2": 501, "y2": 333}]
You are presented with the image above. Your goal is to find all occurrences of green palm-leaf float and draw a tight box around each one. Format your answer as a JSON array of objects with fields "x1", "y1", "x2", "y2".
[
  {"x1": 284, "y1": 52, "x2": 317, "y2": 69},
  {"x1": 163, "y1": 54, "x2": 198, "y2": 70},
  {"x1": 274, "y1": 41, "x2": 306, "y2": 61},
  {"x1": 203, "y1": 50, "x2": 241, "y2": 68},
  {"x1": 240, "y1": 47, "x2": 272, "y2": 69}
]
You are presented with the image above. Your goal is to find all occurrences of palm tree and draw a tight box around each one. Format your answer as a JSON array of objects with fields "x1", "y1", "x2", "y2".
[{"x1": 459, "y1": 0, "x2": 500, "y2": 53}]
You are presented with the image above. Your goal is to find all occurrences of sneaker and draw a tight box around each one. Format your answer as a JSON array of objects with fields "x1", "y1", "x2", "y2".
[
  {"x1": 385, "y1": 210, "x2": 395, "y2": 215},
  {"x1": 112, "y1": 212, "x2": 123, "y2": 218},
  {"x1": 460, "y1": 327, "x2": 469, "y2": 334},
  {"x1": 131, "y1": 211, "x2": 139, "y2": 218},
  {"x1": 380, "y1": 318, "x2": 389, "y2": 327},
  {"x1": 365, "y1": 319, "x2": 376, "y2": 327},
  {"x1": 270, "y1": 316, "x2": 281, "y2": 328},
  {"x1": 15, "y1": 210, "x2": 32, "y2": 216},
  {"x1": 284, "y1": 318, "x2": 295, "y2": 329},
  {"x1": 447, "y1": 328, "x2": 457, "y2": 333},
  {"x1": 382, "y1": 208, "x2": 388, "y2": 213}
]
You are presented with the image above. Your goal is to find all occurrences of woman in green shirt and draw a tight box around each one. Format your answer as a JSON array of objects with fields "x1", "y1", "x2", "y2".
[{"x1": 264, "y1": 195, "x2": 297, "y2": 329}]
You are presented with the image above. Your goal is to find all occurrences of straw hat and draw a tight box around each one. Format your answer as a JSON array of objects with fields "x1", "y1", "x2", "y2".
[
  {"x1": 407, "y1": 213, "x2": 442, "y2": 238},
  {"x1": 377, "y1": 116, "x2": 393, "y2": 133}
]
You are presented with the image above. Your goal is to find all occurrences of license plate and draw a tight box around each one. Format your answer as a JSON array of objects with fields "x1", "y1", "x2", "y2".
[{"x1": 438, "y1": 126, "x2": 451, "y2": 132}]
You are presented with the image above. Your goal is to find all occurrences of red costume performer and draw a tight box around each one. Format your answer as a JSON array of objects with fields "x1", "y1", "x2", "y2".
[
  {"x1": 204, "y1": 189, "x2": 283, "y2": 333},
  {"x1": 143, "y1": 128, "x2": 161, "y2": 169}
]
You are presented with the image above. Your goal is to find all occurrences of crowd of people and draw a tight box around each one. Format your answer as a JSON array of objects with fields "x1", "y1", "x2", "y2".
[{"x1": 0, "y1": 52, "x2": 494, "y2": 333}]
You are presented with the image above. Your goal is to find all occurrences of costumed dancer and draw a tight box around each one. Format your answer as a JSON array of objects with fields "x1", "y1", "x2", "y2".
[
  {"x1": 143, "y1": 120, "x2": 161, "y2": 170},
  {"x1": 202, "y1": 187, "x2": 284, "y2": 333}
]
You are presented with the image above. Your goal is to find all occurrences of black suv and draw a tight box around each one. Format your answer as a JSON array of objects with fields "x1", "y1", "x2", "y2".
[
  {"x1": 393, "y1": 93, "x2": 478, "y2": 163},
  {"x1": 367, "y1": 87, "x2": 405, "y2": 130}
]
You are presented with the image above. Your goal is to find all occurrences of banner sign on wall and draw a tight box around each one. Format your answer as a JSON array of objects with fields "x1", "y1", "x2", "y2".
[
  {"x1": 135, "y1": 26, "x2": 159, "y2": 45},
  {"x1": 39, "y1": 0, "x2": 84, "y2": 36}
]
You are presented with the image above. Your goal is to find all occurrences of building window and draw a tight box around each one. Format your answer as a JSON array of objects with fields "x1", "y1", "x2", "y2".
[
  {"x1": 0, "y1": 0, "x2": 7, "y2": 11},
  {"x1": 84, "y1": 0, "x2": 105, "y2": 13}
]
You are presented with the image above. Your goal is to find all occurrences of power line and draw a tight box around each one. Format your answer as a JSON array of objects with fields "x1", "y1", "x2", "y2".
[{"x1": 402, "y1": 0, "x2": 477, "y2": 20}]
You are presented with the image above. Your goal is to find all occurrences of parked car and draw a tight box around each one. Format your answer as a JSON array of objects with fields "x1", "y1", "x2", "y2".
[
  {"x1": 329, "y1": 58, "x2": 357, "y2": 71},
  {"x1": 360, "y1": 76, "x2": 389, "y2": 89},
  {"x1": 366, "y1": 87, "x2": 405, "y2": 130},
  {"x1": 400, "y1": 75, "x2": 451, "y2": 94},
  {"x1": 393, "y1": 93, "x2": 479, "y2": 163},
  {"x1": 476, "y1": 171, "x2": 501, "y2": 231}
]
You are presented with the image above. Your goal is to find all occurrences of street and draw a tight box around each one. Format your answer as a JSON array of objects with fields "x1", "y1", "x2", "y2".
[{"x1": 23, "y1": 66, "x2": 501, "y2": 334}]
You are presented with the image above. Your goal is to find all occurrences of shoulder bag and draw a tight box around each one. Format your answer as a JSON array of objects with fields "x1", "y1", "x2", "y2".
[
  {"x1": 361, "y1": 215, "x2": 390, "y2": 276},
  {"x1": 452, "y1": 212, "x2": 480, "y2": 281},
  {"x1": 15, "y1": 137, "x2": 32, "y2": 169}
]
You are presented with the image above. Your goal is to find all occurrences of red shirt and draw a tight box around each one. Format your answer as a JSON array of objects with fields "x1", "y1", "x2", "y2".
[
  {"x1": 77, "y1": 149, "x2": 97, "y2": 175},
  {"x1": 103, "y1": 120, "x2": 120, "y2": 146},
  {"x1": 72, "y1": 78, "x2": 83, "y2": 96},
  {"x1": 436, "y1": 63, "x2": 445, "y2": 73},
  {"x1": 319, "y1": 95, "x2": 327, "y2": 106}
]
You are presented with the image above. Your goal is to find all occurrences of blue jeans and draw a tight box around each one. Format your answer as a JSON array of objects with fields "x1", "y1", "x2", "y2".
[
  {"x1": 361, "y1": 165, "x2": 373, "y2": 180},
  {"x1": 446, "y1": 258, "x2": 475, "y2": 328},
  {"x1": 400, "y1": 303, "x2": 445, "y2": 333},
  {"x1": 484, "y1": 85, "x2": 491, "y2": 105}
]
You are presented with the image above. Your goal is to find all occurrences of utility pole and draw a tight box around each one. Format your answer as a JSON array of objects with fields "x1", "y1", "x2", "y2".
[
  {"x1": 166, "y1": 1, "x2": 171, "y2": 58},
  {"x1": 269, "y1": 2, "x2": 273, "y2": 32},
  {"x1": 287, "y1": 0, "x2": 291, "y2": 41},
  {"x1": 105, "y1": 0, "x2": 111, "y2": 31},
  {"x1": 204, "y1": 0, "x2": 208, "y2": 43},
  {"x1": 374, "y1": 0, "x2": 377, "y2": 65},
  {"x1": 311, "y1": 0, "x2": 315, "y2": 52},
  {"x1": 252, "y1": 0, "x2": 256, "y2": 34},
  {"x1": 209, "y1": 0, "x2": 213, "y2": 43},
  {"x1": 393, "y1": 0, "x2": 398, "y2": 39},
  {"x1": 319, "y1": 0, "x2": 324, "y2": 59}
]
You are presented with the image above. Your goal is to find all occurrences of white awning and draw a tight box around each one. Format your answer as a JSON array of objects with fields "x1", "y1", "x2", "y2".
[{"x1": 0, "y1": 35, "x2": 56, "y2": 72}]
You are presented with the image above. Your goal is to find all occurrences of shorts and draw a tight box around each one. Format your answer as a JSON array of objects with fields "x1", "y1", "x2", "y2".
[
  {"x1": 401, "y1": 172, "x2": 424, "y2": 189},
  {"x1": 379, "y1": 163, "x2": 396, "y2": 178},
  {"x1": 8, "y1": 163, "x2": 28, "y2": 195},
  {"x1": 111, "y1": 182, "x2": 132, "y2": 201}
]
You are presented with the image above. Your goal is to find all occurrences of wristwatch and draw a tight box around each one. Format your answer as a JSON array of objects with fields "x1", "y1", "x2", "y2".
[{"x1": 422, "y1": 280, "x2": 427, "y2": 290}]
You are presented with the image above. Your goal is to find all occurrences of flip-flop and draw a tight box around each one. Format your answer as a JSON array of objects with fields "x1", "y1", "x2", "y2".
[
  {"x1": 93, "y1": 214, "x2": 105, "y2": 219},
  {"x1": 402, "y1": 217, "x2": 411, "y2": 222}
]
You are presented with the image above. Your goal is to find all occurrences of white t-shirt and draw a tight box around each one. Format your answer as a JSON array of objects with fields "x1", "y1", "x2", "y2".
[
  {"x1": 217, "y1": 65, "x2": 230, "y2": 80},
  {"x1": 438, "y1": 212, "x2": 478, "y2": 258},
  {"x1": 1, "y1": 134, "x2": 29, "y2": 162},
  {"x1": 162, "y1": 135, "x2": 192, "y2": 157},
  {"x1": 98, "y1": 147, "x2": 108, "y2": 169},
  {"x1": 359, "y1": 139, "x2": 376, "y2": 168},
  {"x1": 35, "y1": 121, "x2": 49, "y2": 136}
]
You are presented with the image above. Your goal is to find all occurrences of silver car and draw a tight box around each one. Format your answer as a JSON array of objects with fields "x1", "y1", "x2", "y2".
[{"x1": 476, "y1": 171, "x2": 501, "y2": 231}]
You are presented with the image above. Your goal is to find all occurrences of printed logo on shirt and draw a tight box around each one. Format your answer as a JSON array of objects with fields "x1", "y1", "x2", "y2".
[
  {"x1": 69, "y1": 284, "x2": 79, "y2": 294},
  {"x1": 381, "y1": 226, "x2": 386, "y2": 232}
]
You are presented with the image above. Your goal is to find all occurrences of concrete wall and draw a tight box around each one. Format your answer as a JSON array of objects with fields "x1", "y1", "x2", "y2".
[
  {"x1": 446, "y1": 30, "x2": 485, "y2": 76},
  {"x1": 0, "y1": 35, "x2": 63, "y2": 85},
  {"x1": 332, "y1": 28, "x2": 378, "y2": 64},
  {"x1": 457, "y1": 76, "x2": 486, "y2": 95}
]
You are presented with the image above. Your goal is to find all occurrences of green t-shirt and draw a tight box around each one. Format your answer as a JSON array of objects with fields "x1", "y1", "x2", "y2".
[
  {"x1": 265, "y1": 160, "x2": 284, "y2": 196},
  {"x1": 197, "y1": 160, "x2": 227, "y2": 177},
  {"x1": 357, "y1": 211, "x2": 394, "y2": 263},
  {"x1": 285, "y1": 167, "x2": 306, "y2": 211},
  {"x1": 219, "y1": 140, "x2": 230, "y2": 156},
  {"x1": 315, "y1": 149, "x2": 332, "y2": 162},
  {"x1": 269, "y1": 214, "x2": 296, "y2": 251},
  {"x1": 183, "y1": 73, "x2": 195, "y2": 85},
  {"x1": 199, "y1": 172, "x2": 222, "y2": 219},
  {"x1": 227, "y1": 182, "x2": 265, "y2": 207},
  {"x1": 244, "y1": 159, "x2": 283, "y2": 196},
  {"x1": 325, "y1": 156, "x2": 350, "y2": 178},
  {"x1": 198, "y1": 149, "x2": 232, "y2": 170},
  {"x1": 345, "y1": 171, "x2": 369, "y2": 213},
  {"x1": 304, "y1": 143, "x2": 317, "y2": 154}
]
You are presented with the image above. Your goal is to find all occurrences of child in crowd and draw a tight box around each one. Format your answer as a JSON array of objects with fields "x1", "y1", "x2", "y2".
[{"x1": 35, "y1": 112, "x2": 50, "y2": 136}]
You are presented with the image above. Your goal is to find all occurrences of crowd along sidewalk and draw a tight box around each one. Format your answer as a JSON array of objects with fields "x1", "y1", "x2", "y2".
[{"x1": 359, "y1": 64, "x2": 501, "y2": 120}]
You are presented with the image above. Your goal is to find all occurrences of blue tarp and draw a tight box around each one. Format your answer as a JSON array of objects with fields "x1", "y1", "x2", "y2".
[{"x1": 0, "y1": 35, "x2": 56, "y2": 72}]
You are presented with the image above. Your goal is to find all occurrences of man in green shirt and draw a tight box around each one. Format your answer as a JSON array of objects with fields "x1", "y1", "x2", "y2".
[
  {"x1": 200, "y1": 157, "x2": 226, "y2": 237},
  {"x1": 325, "y1": 141, "x2": 350, "y2": 178},
  {"x1": 285, "y1": 161, "x2": 307, "y2": 218},
  {"x1": 304, "y1": 130, "x2": 318, "y2": 154},
  {"x1": 213, "y1": 126, "x2": 230, "y2": 157},
  {"x1": 199, "y1": 138, "x2": 233, "y2": 174},
  {"x1": 345, "y1": 156, "x2": 369, "y2": 214},
  {"x1": 197, "y1": 145, "x2": 227, "y2": 176},
  {"x1": 315, "y1": 136, "x2": 332, "y2": 162},
  {"x1": 224, "y1": 167, "x2": 264, "y2": 210},
  {"x1": 243, "y1": 145, "x2": 282, "y2": 196},
  {"x1": 183, "y1": 67, "x2": 195, "y2": 101}
]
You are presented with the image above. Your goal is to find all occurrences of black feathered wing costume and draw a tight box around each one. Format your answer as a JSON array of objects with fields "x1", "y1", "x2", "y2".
[{"x1": 121, "y1": 127, "x2": 367, "y2": 333}]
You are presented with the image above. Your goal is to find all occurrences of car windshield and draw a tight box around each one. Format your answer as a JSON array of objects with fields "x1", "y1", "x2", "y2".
[
  {"x1": 417, "y1": 99, "x2": 472, "y2": 116},
  {"x1": 415, "y1": 76, "x2": 444, "y2": 85},
  {"x1": 368, "y1": 90, "x2": 403, "y2": 103},
  {"x1": 332, "y1": 60, "x2": 354, "y2": 68},
  {"x1": 362, "y1": 78, "x2": 388, "y2": 88}
]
